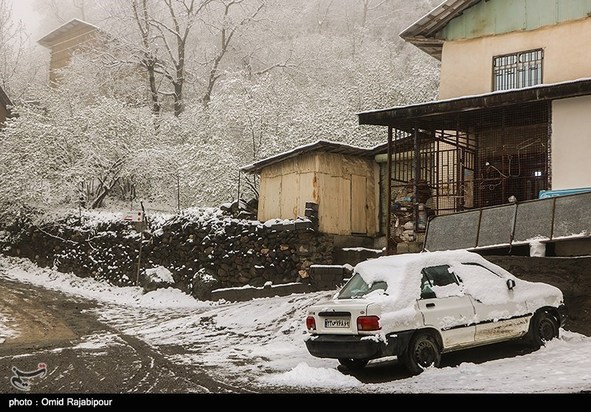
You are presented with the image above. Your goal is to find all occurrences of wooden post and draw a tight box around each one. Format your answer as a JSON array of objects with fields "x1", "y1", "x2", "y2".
[
  {"x1": 387, "y1": 126, "x2": 393, "y2": 255},
  {"x1": 414, "y1": 125, "x2": 420, "y2": 233},
  {"x1": 136, "y1": 201, "x2": 147, "y2": 286},
  {"x1": 176, "y1": 174, "x2": 181, "y2": 213},
  {"x1": 237, "y1": 169, "x2": 241, "y2": 204}
]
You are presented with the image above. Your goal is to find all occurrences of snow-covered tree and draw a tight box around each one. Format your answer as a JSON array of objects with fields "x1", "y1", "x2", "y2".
[
  {"x1": 0, "y1": 0, "x2": 46, "y2": 101},
  {"x1": 0, "y1": 87, "x2": 172, "y2": 213},
  {"x1": 96, "y1": 0, "x2": 267, "y2": 116},
  {"x1": 0, "y1": 0, "x2": 441, "y2": 214}
]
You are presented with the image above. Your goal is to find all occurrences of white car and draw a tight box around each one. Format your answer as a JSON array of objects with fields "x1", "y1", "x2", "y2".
[{"x1": 304, "y1": 250, "x2": 568, "y2": 375}]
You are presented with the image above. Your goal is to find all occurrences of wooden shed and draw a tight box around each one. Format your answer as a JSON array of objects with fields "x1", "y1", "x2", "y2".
[
  {"x1": 38, "y1": 19, "x2": 107, "y2": 84},
  {"x1": 241, "y1": 141, "x2": 386, "y2": 237}
]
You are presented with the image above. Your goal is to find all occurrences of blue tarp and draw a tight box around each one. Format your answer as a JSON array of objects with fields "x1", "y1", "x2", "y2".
[{"x1": 538, "y1": 187, "x2": 591, "y2": 199}]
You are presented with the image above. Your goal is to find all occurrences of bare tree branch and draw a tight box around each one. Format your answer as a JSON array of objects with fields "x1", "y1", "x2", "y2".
[
  {"x1": 131, "y1": 0, "x2": 162, "y2": 115},
  {"x1": 202, "y1": 0, "x2": 264, "y2": 106}
]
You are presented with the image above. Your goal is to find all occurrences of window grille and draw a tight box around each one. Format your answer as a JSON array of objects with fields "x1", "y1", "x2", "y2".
[{"x1": 493, "y1": 49, "x2": 543, "y2": 91}]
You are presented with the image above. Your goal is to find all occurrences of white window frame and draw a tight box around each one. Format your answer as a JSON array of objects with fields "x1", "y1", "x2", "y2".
[{"x1": 493, "y1": 49, "x2": 544, "y2": 91}]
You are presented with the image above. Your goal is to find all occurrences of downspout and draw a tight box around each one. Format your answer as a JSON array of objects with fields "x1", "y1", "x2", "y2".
[{"x1": 414, "y1": 124, "x2": 420, "y2": 233}]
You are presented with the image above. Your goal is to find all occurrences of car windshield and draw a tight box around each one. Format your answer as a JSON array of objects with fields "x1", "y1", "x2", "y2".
[{"x1": 337, "y1": 273, "x2": 388, "y2": 299}]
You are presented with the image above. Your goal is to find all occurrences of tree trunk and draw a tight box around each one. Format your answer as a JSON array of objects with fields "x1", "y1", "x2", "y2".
[
  {"x1": 147, "y1": 62, "x2": 161, "y2": 115},
  {"x1": 173, "y1": 81, "x2": 183, "y2": 117},
  {"x1": 91, "y1": 186, "x2": 110, "y2": 209}
]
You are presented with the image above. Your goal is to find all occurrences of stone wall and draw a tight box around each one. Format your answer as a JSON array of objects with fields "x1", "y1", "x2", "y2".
[
  {"x1": 484, "y1": 255, "x2": 591, "y2": 337},
  {"x1": 0, "y1": 210, "x2": 336, "y2": 300}
]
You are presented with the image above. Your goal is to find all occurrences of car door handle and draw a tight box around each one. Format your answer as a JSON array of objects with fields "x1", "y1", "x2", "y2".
[{"x1": 426, "y1": 303, "x2": 435, "y2": 308}]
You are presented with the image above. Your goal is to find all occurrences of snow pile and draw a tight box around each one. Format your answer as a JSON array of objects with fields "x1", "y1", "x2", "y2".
[
  {"x1": 144, "y1": 266, "x2": 174, "y2": 283},
  {"x1": 0, "y1": 313, "x2": 17, "y2": 344}
]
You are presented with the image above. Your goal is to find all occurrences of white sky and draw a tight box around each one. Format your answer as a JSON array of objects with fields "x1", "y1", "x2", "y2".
[
  {"x1": 1, "y1": 254, "x2": 591, "y2": 393},
  {"x1": 7, "y1": 0, "x2": 42, "y2": 38}
]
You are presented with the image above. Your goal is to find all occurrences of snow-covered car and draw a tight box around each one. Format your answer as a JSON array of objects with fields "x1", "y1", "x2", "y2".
[{"x1": 304, "y1": 250, "x2": 568, "y2": 375}]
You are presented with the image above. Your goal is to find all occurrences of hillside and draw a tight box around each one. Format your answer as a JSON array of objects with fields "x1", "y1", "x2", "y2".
[{"x1": 0, "y1": 0, "x2": 442, "y2": 212}]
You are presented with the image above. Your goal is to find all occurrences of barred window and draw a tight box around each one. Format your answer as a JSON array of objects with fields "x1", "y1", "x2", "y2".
[{"x1": 493, "y1": 49, "x2": 543, "y2": 91}]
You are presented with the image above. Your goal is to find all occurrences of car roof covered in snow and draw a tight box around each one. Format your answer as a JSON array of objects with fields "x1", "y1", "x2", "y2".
[{"x1": 354, "y1": 250, "x2": 492, "y2": 281}]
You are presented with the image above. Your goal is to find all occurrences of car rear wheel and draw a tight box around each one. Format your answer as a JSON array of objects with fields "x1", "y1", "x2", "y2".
[
  {"x1": 527, "y1": 309, "x2": 559, "y2": 349},
  {"x1": 402, "y1": 332, "x2": 441, "y2": 375},
  {"x1": 338, "y1": 358, "x2": 369, "y2": 370}
]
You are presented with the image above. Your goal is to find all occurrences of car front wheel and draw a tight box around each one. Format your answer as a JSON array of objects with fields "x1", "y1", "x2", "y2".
[
  {"x1": 527, "y1": 310, "x2": 559, "y2": 349},
  {"x1": 402, "y1": 332, "x2": 441, "y2": 375}
]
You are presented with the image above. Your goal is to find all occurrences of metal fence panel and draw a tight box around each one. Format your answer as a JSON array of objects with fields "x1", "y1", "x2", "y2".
[
  {"x1": 424, "y1": 210, "x2": 480, "y2": 251},
  {"x1": 513, "y1": 198, "x2": 554, "y2": 243},
  {"x1": 424, "y1": 192, "x2": 591, "y2": 252},
  {"x1": 477, "y1": 206, "x2": 515, "y2": 248},
  {"x1": 553, "y1": 192, "x2": 591, "y2": 239}
]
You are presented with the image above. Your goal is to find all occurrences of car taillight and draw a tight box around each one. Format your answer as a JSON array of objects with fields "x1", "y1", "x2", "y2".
[
  {"x1": 306, "y1": 316, "x2": 316, "y2": 331},
  {"x1": 357, "y1": 315, "x2": 380, "y2": 331}
]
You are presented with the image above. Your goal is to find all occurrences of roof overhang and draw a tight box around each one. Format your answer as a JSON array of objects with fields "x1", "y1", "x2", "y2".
[
  {"x1": 241, "y1": 140, "x2": 387, "y2": 174},
  {"x1": 400, "y1": 0, "x2": 481, "y2": 59},
  {"x1": 38, "y1": 18, "x2": 102, "y2": 48},
  {"x1": 0, "y1": 86, "x2": 12, "y2": 117},
  {"x1": 0, "y1": 86, "x2": 11, "y2": 107},
  {"x1": 357, "y1": 78, "x2": 591, "y2": 128}
]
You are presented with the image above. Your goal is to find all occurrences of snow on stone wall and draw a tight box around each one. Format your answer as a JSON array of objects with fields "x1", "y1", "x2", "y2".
[{"x1": 0, "y1": 209, "x2": 335, "y2": 300}]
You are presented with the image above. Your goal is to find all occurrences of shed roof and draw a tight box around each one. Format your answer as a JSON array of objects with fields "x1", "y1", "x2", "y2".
[
  {"x1": 0, "y1": 85, "x2": 11, "y2": 108},
  {"x1": 38, "y1": 18, "x2": 103, "y2": 48},
  {"x1": 400, "y1": 0, "x2": 482, "y2": 59},
  {"x1": 241, "y1": 140, "x2": 387, "y2": 174},
  {"x1": 0, "y1": 86, "x2": 12, "y2": 119}
]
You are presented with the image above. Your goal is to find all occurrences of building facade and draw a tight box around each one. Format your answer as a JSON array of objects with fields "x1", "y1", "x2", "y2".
[
  {"x1": 38, "y1": 19, "x2": 105, "y2": 84},
  {"x1": 359, "y1": 0, "x2": 591, "y2": 253},
  {"x1": 242, "y1": 141, "x2": 383, "y2": 238}
]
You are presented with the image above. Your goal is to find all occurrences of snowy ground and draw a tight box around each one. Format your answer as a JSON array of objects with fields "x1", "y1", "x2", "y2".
[{"x1": 1, "y1": 255, "x2": 591, "y2": 394}]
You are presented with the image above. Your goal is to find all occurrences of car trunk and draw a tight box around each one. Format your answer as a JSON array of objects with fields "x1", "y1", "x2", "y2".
[{"x1": 312, "y1": 300, "x2": 375, "y2": 335}]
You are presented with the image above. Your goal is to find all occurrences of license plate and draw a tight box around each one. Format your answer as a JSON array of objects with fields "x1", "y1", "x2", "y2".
[{"x1": 324, "y1": 318, "x2": 350, "y2": 328}]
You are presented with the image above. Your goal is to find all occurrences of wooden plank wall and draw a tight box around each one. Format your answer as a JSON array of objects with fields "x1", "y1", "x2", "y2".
[{"x1": 257, "y1": 151, "x2": 377, "y2": 236}]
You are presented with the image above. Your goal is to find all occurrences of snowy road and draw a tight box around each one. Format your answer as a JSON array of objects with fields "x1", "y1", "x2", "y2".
[
  {"x1": 1, "y1": 255, "x2": 591, "y2": 395},
  {"x1": 0, "y1": 276, "x2": 244, "y2": 394}
]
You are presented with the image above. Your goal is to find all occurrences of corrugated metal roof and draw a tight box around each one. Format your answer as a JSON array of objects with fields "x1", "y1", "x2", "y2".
[
  {"x1": 400, "y1": 0, "x2": 482, "y2": 59},
  {"x1": 38, "y1": 18, "x2": 103, "y2": 48},
  {"x1": 442, "y1": 0, "x2": 591, "y2": 42},
  {"x1": 241, "y1": 140, "x2": 388, "y2": 174},
  {"x1": 402, "y1": 0, "x2": 591, "y2": 59}
]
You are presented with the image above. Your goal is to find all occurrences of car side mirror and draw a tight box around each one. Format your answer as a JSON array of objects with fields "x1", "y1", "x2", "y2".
[{"x1": 506, "y1": 279, "x2": 516, "y2": 290}]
